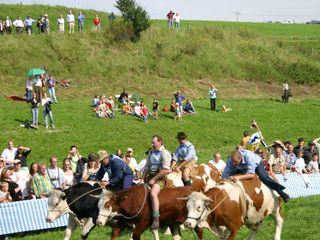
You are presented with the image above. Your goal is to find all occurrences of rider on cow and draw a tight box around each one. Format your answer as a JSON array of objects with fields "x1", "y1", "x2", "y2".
[
  {"x1": 141, "y1": 135, "x2": 172, "y2": 230},
  {"x1": 171, "y1": 132, "x2": 197, "y2": 186},
  {"x1": 96, "y1": 150, "x2": 133, "y2": 192},
  {"x1": 222, "y1": 149, "x2": 290, "y2": 202}
]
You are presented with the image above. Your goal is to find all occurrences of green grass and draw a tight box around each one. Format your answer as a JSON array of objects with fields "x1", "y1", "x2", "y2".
[
  {"x1": 1, "y1": 97, "x2": 320, "y2": 239},
  {"x1": 1, "y1": 4, "x2": 320, "y2": 100}
]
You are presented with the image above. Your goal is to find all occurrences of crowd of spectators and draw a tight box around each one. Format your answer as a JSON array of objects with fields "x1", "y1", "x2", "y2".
[
  {"x1": 91, "y1": 89, "x2": 196, "y2": 122},
  {"x1": 0, "y1": 10, "x2": 116, "y2": 36}
]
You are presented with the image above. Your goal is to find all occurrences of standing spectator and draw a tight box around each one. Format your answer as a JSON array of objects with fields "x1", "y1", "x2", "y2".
[
  {"x1": 29, "y1": 93, "x2": 40, "y2": 129},
  {"x1": 118, "y1": 89, "x2": 129, "y2": 104},
  {"x1": 43, "y1": 14, "x2": 50, "y2": 33},
  {"x1": 34, "y1": 75, "x2": 42, "y2": 101},
  {"x1": 209, "y1": 85, "x2": 218, "y2": 111},
  {"x1": 41, "y1": 93, "x2": 55, "y2": 129},
  {"x1": 284, "y1": 144, "x2": 296, "y2": 170},
  {"x1": 293, "y1": 137, "x2": 306, "y2": 157},
  {"x1": 1, "y1": 140, "x2": 17, "y2": 167},
  {"x1": 0, "y1": 158, "x2": 5, "y2": 175},
  {"x1": 166, "y1": 10, "x2": 174, "y2": 28},
  {"x1": 36, "y1": 15, "x2": 43, "y2": 34},
  {"x1": 209, "y1": 152, "x2": 226, "y2": 174},
  {"x1": 173, "y1": 13, "x2": 181, "y2": 29},
  {"x1": 1, "y1": 168, "x2": 22, "y2": 201},
  {"x1": 67, "y1": 145, "x2": 84, "y2": 183},
  {"x1": 62, "y1": 158, "x2": 74, "y2": 189},
  {"x1": 47, "y1": 75, "x2": 58, "y2": 102},
  {"x1": 11, "y1": 159, "x2": 29, "y2": 199},
  {"x1": 25, "y1": 77, "x2": 33, "y2": 101},
  {"x1": 78, "y1": 11, "x2": 85, "y2": 31},
  {"x1": 152, "y1": 99, "x2": 159, "y2": 119},
  {"x1": 0, "y1": 182, "x2": 12, "y2": 203},
  {"x1": 31, "y1": 163, "x2": 52, "y2": 198},
  {"x1": 268, "y1": 147, "x2": 287, "y2": 178},
  {"x1": 4, "y1": 16, "x2": 12, "y2": 34},
  {"x1": 174, "y1": 91, "x2": 185, "y2": 114},
  {"x1": 108, "y1": 12, "x2": 116, "y2": 24},
  {"x1": 303, "y1": 142, "x2": 316, "y2": 165},
  {"x1": 312, "y1": 137, "x2": 320, "y2": 156},
  {"x1": 24, "y1": 16, "x2": 35, "y2": 35},
  {"x1": 93, "y1": 15, "x2": 101, "y2": 30},
  {"x1": 28, "y1": 162, "x2": 38, "y2": 198},
  {"x1": 174, "y1": 102, "x2": 182, "y2": 121},
  {"x1": 307, "y1": 153, "x2": 319, "y2": 173},
  {"x1": 96, "y1": 150, "x2": 133, "y2": 192},
  {"x1": 240, "y1": 131, "x2": 250, "y2": 148},
  {"x1": 12, "y1": 17, "x2": 24, "y2": 34},
  {"x1": 47, "y1": 156, "x2": 65, "y2": 189},
  {"x1": 82, "y1": 154, "x2": 99, "y2": 181},
  {"x1": 67, "y1": 10, "x2": 75, "y2": 34},
  {"x1": 57, "y1": 15, "x2": 65, "y2": 33},
  {"x1": 0, "y1": 18, "x2": 4, "y2": 35},
  {"x1": 15, "y1": 145, "x2": 31, "y2": 172},
  {"x1": 125, "y1": 148, "x2": 138, "y2": 172},
  {"x1": 141, "y1": 102, "x2": 149, "y2": 123}
]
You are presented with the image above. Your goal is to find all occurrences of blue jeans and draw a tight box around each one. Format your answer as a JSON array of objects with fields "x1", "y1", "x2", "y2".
[
  {"x1": 32, "y1": 108, "x2": 38, "y2": 125},
  {"x1": 78, "y1": 22, "x2": 84, "y2": 31},
  {"x1": 43, "y1": 110, "x2": 54, "y2": 127},
  {"x1": 48, "y1": 87, "x2": 57, "y2": 102},
  {"x1": 26, "y1": 90, "x2": 32, "y2": 101}
]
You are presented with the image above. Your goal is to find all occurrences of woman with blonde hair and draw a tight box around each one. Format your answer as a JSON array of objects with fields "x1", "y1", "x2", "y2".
[{"x1": 63, "y1": 158, "x2": 74, "y2": 189}]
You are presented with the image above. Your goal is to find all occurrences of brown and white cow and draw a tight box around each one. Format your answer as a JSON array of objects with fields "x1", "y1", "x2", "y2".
[
  {"x1": 184, "y1": 175, "x2": 283, "y2": 240},
  {"x1": 96, "y1": 185, "x2": 203, "y2": 240}
]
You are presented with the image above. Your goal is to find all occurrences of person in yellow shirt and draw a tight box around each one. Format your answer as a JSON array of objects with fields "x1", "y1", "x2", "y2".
[{"x1": 122, "y1": 102, "x2": 132, "y2": 115}]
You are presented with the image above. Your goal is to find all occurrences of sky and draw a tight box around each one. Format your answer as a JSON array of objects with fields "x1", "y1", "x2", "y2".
[{"x1": 1, "y1": 0, "x2": 320, "y2": 23}]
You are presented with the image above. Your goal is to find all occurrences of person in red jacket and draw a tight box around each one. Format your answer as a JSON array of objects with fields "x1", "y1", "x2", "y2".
[{"x1": 93, "y1": 15, "x2": 101, "y2": 30}]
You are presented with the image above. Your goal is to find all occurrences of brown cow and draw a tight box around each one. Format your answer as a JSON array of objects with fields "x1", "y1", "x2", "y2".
[
  {"x1": 184, "y1": 175, "x2": 283, "y2": 240},
  {"x1": 96, "y1": 185, "x2": 203, "y2": 240}
]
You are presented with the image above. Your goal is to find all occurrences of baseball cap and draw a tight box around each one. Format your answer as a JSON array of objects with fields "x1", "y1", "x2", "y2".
[{"x1": 127, "y1": 148, "x2": 133, "y2": 153}]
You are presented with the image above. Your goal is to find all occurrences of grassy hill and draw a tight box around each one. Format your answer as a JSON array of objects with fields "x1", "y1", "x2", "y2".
[{"x1": 1, "y1": 3, "x2": 320, "y2": 100}]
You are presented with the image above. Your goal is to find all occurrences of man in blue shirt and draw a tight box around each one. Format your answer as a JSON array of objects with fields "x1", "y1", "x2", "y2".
[
  {"x1": 96, "y1": 150, "x2": 133, "y2": 192},
  {"x1": 172, "y1": 132, "x2": 197, "y2": 186},
  {"x1": 24, "y1": 16, "x2": 36, "y2": 35},
  {"x1": 222, "y1": 149, "x2": 290, "y2": 202},
  {"x1": 77, "y1": 12, "x2": 85, "y2": 31}
]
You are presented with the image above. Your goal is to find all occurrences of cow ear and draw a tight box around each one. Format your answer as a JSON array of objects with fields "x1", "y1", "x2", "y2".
[
  {"x1": 116, "y1": 194, "x2": 128, "y2": 203},
  {"x1": 204, "y1": 196, "x2": 213, "y2": 205}
]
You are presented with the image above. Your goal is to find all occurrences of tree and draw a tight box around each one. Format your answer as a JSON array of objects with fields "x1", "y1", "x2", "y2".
[{"x1": 115, "y1": 0, "x2": 150, "y2": 41}]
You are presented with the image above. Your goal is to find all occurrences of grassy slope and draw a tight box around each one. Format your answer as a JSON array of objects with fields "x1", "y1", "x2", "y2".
[
  {"x1": 1, "y1": 4, "x2": 320, "y2": 99},
  {"x1": 1, "y1": 97, "x2": 320, "y2": 240}
]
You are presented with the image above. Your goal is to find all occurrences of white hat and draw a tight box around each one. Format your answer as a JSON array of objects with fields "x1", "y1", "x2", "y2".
[{"x1": 127, "y1": 148, "x2": 133, "y2": 152}]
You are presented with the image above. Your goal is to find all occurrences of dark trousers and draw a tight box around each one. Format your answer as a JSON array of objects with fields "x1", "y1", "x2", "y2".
[
  {"x1": 255, "y1": 162, "x2": 286, "y2": 194},
  {"x1": 210, "y1": 98, "x2": 216, "y2": 111}
]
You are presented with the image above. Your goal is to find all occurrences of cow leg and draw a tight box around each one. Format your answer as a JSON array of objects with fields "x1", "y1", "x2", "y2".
[
  {"x1": 80, "y1": 217, "x2": 96, "y2": 239},
  {"x1": 194, "y1": 226, "x2": 204, "y2": 240},
  {"x1": 130, "y1": 221, "x2": 150, "y2": 240},
  {"x1": 111, "y1": 224, "x2": 126, "y2": 240},
  {"x1": 247, "y1": 223, "x2": 262, "y2": 240},
  {"x1": 271, "y1": 210, "x2": 283, "y2": 240},
  {"x1": 64, "y1": 217, "x2": 77, "y2": 240},
  {"x1": 164, "y1": 227, "x2": 172, "y2": 235},
  {"x1": 170, "y1": 224, "x2": 181, "y2": 240}
]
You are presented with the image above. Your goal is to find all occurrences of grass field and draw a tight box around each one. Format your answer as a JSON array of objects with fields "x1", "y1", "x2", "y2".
[{"x1": 1, "y1": 96, "x2": 320, "y2": 239}]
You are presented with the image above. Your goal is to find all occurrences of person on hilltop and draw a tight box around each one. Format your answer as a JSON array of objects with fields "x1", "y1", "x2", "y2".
[
  {"x1": 57, "y1": 15, "x2": 65, "y2": 33},
  {"x1": 166, "y1": 10, "x2": 174, "y2": 28},
  {"x1": 24, "y1": 15, "x2": 36, "y2": 35},
  {"x1": 171, "y1": 132, "x2": 197, "y2": 186},
  {"x1": 12, "y1": 17, "x2": 24, "y2": 34},
  {"x1": 41, "y1": 93, "x2": 55, "y2": 129},
  {"x1": 152, "y1": 99, "x2": 159, "y2": 119},
  {"x1": 209, "y1": 84, "x2": 218, "y2": 111},
  {"x1": 47, "y1": 75, "x2": 58, "y2": 103},
  {"x1": 93, "y1": 15, "x2": 101, "y2": 30},
  {"x1": 4, "y1": 16, "x2": 12, "y2": 34},
  {"x1": 108, "y1": 12, "x2": 116, "y2": 24},
  {"x1": 29, "y1": 93, "x2": 40, "y2": 129},
  {"x1": 173, "y1": 12, "x2": 181, "y2": 29},
  {"x1": 78, "y1": 11, "x2": 85, "y2": 31},
  {"x1": 67, "y1": 10, "x2": 75, "y2": 34}
]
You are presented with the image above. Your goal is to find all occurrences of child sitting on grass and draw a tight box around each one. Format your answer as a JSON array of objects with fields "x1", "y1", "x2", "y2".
[{"x1": 0, "y1": 181, "x2": 12, "y2": 203}]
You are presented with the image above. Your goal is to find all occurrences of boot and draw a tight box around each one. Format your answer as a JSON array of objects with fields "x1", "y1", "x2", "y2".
[
  {"x1": 280, "y1": 192, "x2": 290, "y2": 203},
  {"x1": 151, "y1": 217, "x2": 160, "y2": 230},
  {"x1": 183, "y1": 180, "x2": 192, "y2": 186}
]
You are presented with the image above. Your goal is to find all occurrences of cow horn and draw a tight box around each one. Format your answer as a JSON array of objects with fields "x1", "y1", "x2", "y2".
[{"x1": 177, "y1": 197, "x2": 188, "y2": 201}]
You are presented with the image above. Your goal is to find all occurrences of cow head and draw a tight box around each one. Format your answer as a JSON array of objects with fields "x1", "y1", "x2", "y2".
[
  {"x1": 184, "y1": 192, "x2": 212, "y2": 229},
  {"x1": 96, "y1": 189, "x2": 117, "y2": 226},
  {"x1": 46, "y1": 190, "x2": 69, "y2": 223}
]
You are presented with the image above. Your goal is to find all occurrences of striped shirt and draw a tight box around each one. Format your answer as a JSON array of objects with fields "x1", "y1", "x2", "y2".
[{"x1": 32, "y1": 173, "x2": 52, "y2": 198}]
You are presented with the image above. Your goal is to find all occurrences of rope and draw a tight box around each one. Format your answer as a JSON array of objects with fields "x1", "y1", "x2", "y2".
[{"x1": 115, "y1": 184, "x2": 148, "y2": 220}]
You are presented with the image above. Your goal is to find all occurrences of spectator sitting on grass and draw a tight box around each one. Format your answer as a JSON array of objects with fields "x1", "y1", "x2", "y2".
[
  {"x1": 27, "y1": 162, "x2": 38, "y2": 199},
  {"x1": 1, "y1": 167, "x2": 22, "y2": 201},
  {"x1": 106, "y1": 96, "x2": 115, "y2": 111},
  {"x1": 11, "y1": 159, "x2": 29, "y2": 199},
  {"x1": 105, "y1": 104, "x2": 115, "y2": 118},
  {"x1": 170, "y1": 100, "x2": 176, "y2": 112},
  {"x1": 96, "y1": 103, "x2": 107, "y2": 118},
  {"x1": 133, "y1": 101, "x2": 142, "y2": 118},
  {"x1": 307, "y1": 153, "x2": 319, "y2": 173},
  {"x1": 221, "y1": 105, "x2": 232, "y2": 112},
  {"x1": 0, "y1": 159, "x2": 5, "y2": 175},
  {"x1": 1, "y1": 140, "x2": 17, "y2": 167},
  {"x1": 122, "y1": 102, "x2": 132, "y2": 115},
  {"x1": 92, "y1": 95, "x2": 99, "y2": 107},
  {"x1": 0, "y1": 181, "x2": 12, "y2": 203},
  {"x1": 183, "y1": 99, "x2": 195, "y2": 114}
]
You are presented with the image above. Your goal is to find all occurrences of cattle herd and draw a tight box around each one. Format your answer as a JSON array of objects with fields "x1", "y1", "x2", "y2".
[{"x1": 46, "y1": 163, "x2": 283, "y2": 240}]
